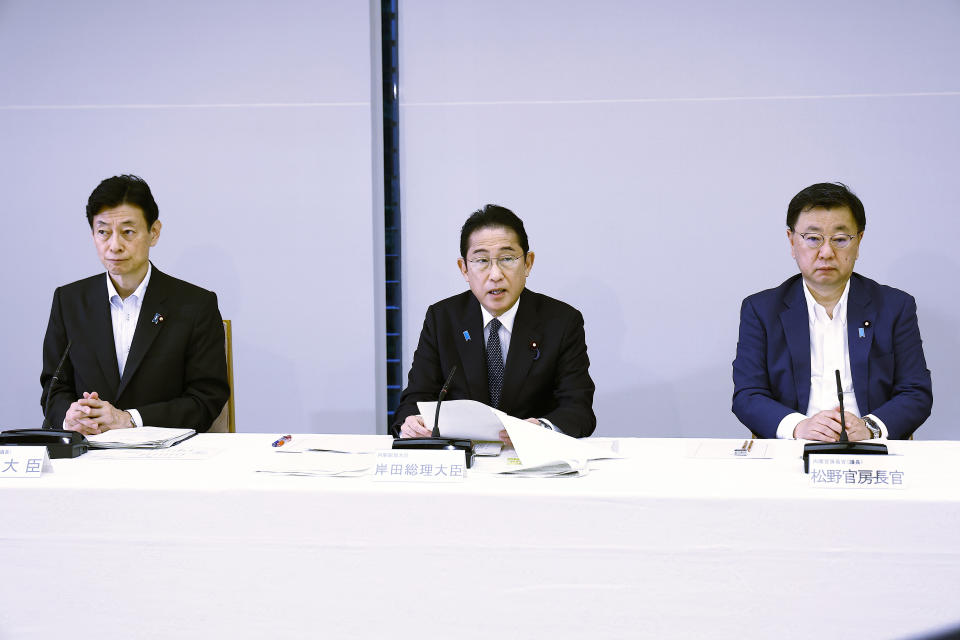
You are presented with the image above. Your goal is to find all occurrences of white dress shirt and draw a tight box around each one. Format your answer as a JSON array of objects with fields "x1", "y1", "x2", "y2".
[
  {"x1": 776, "y1": 279, "x2": 888, "y2": 439},
  {"x1": 104, "y1": 264, "x2": 152, "y2": 428}
]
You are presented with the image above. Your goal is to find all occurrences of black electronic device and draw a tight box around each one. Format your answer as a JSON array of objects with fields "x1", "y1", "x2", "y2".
[
  {"x1": 392, "y1": 365, "x2": 475, "y2": 468},
  {"x1": 0, "y1": 429, "x2": 88, "y2": 459},
  {"x1": 802, "y1": 369, "x2": 887, "y2": 472}
]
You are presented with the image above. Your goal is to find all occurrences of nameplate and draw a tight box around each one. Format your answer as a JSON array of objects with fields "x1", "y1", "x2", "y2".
[
  {"x1": 808, "y1": 455, "x2": 909, "y2": 489},
  {"x1": 0, "y1": 447, "x2": 52, "y2": 479},
  {"x1": 373, "y1": 449, "x2": 466, "y2": 483}
]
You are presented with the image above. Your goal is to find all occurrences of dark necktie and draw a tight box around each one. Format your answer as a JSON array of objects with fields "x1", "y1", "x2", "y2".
[{"x1": 486, "y1": 318, "x2": 504, "y2": 408}]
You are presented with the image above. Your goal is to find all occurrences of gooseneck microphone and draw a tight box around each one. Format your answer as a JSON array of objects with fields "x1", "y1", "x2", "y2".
[
  {"x1": 393, "y1": 364, "x2": 475, "y2": 466},
  {"x1": 802, "y1": 368, "x2": 887, "y2": 472},
  {"x1": 836, "y1": 369, "x2": 849, "y2": 443},
  {"x1": 432, "y1": 365, "x2": 458, "y2": 437},
  {"x1": 0, "y1": 338, "x2": 88, "y2": 458},
  {"x1": 42, "y1": 340, "x2": 72, "y2": 429}
]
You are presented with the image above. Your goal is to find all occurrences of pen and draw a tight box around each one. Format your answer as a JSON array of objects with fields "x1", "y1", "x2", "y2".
[{"x1": 272, "y1": 434, "x2": 292, "y2": 447}]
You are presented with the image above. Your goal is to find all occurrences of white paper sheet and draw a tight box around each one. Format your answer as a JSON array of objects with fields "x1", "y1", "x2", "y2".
[
  {"x1": 256, "y1": 451, "x2": 376, "y2": 477},
  {"x1": 276, "y1": 434, "x2": 394, "y2": 454},
  {"x1": 416, "y1": 399, "x2": 504, "y2": 440},
  {"x1": 86, "y1": 427, "x2": 196, "y2": 449}
]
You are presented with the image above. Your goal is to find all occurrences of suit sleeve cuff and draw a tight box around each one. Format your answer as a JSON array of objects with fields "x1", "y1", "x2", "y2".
[
  {"x1": 127, "y1": 409, "x2": 143, "y2": 428},
  {"x1": 538, "y1": 418, "x2": 561, "y2": 433},
  {"x1": 776, "y1": 413, "x2": 806, "y2": 439},
  {"x1": 865, "y1": 414, "x2": 888, "y2": 439}
]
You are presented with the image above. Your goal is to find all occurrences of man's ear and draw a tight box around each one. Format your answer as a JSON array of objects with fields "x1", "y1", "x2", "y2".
[
  {"x1": 457, "y1": 257, "x2": 468, "y2": 280},
  {"x1": 149, "y1": 220, "x2": 162, "y2": 247}
]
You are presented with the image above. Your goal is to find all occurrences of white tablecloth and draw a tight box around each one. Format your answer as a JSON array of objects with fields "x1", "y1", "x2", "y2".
[{"x1": 1, "y1": 435, "x2": 958, "y2": 639}]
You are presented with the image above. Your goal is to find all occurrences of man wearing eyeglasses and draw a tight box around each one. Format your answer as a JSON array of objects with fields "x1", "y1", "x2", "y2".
[
  {"x1": 732, "y1": 182, "x2": 932, "y2": 440},
  {"x1": 392, "y1": 204, "x2": 596, "y2": 440}
]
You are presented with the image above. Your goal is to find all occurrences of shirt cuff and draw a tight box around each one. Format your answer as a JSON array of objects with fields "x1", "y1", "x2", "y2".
[
  {"x1": 776, "y1": 413, "x2": 806, "y2": 439},
  {"x1": 865, "y1": 414, "x2": 888, "y2": 439},
  {"x1": 127, "y1": 409, "x2": 143, "y2": 428},
  {"x1": 538, "y1": 418, "x2": 561, "y2": 433}
]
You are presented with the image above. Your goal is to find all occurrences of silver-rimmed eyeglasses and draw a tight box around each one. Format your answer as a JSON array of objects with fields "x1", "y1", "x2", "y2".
[
  {"x1": 467, "y1": 255, "x2": 523, "y2": 272},
  {"x1": 796, "y1": 232, "x2": 859, "y2": 250}
]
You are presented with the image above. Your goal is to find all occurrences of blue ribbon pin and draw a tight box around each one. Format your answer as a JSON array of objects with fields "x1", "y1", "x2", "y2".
[{"x1": 463, "y1": 330, "x2": 471, "y2": 342}]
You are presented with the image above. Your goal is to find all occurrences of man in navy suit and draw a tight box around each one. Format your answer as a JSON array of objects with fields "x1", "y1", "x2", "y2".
[
  {"x1": 392, "y1": 205, "x2": 596, "y2": 440},
  {"x1": 732, "y1": 182, "x2": 932, "y2": 440},
  {"x1": 41, "y1": 175, "x2": 229, "y2": 434}
]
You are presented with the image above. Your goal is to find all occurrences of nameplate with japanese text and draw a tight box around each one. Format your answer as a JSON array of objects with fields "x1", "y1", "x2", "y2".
[
  {"x1": 373, "y1": 449, "x2": 466, "y2": 483},
  {"x1": 808, "y1": 455, "x2": 909, "y2": 489},
  {"x1": 0, "y1": 447, "x2": 52, "y2": 479}
]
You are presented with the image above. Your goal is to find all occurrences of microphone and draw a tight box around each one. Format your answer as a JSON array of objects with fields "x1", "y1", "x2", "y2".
[
  {"x1": 801, "y1": 368, "x2": 887, "y2": 472},
  {"x1": 835, "y1": 369, "x2": 849, "y2": 443},
  {"x1": 42, "y1": 340, "x2": 72, "y2": 429},
  {"x1": 1, "y1": 338, "x2": 88, "y2": 458},
  {"x1": 392, "y1": 365, "x2": 475, "y2": 467},
  {"x1": 432, "y1": 365, "x2": 457, "y2": 437}
]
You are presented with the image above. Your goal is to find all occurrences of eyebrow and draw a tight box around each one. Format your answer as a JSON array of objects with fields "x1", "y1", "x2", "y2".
[
  {"x1": 470, "y1": 245, "x2": 520, "y2": 254},
  {"x1": 798, "y1": 225, "x2": 854, "y2": 233},
  {"x1": 95, "y1": 219, "x2": 138, "y2": 227}
]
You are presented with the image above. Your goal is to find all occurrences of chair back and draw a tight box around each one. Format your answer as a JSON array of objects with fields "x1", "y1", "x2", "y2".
[{"x1": 208, "y1": 319, "x2": 235, "y2": 433}]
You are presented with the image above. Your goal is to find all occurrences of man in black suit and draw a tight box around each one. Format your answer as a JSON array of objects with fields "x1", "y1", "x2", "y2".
[
  {"x1": 40, "y1": 175, "x2": 229, "y2": 434},
  {"x1": 392, "y1": 205, "x2": 596, "y2": 440}
]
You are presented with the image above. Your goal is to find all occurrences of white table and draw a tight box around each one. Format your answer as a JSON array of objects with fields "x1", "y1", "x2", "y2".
[{"x1": 2, "y1": 435, "x2": 959, "y2": 639}]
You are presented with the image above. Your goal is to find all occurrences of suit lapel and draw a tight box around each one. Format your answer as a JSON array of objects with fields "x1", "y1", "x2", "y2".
[
  {"x1": 501, "y1": 289, "x2": 539, "y2": 412},
  {"x1": 780, "y1": 278, "x2": 811, "y2": 412},
  {"x1": 846, "y1": 275, "x2": 875, "y2": 413},
  {"x1": 86, "y1": 276, "x2": 121, "y2": 396},
  {"x1": 117, "y1": 267, "x2": 168, "y2": 400},
  {"x1": 453, "y1": 294, "x2": 489, "y2": 404}
]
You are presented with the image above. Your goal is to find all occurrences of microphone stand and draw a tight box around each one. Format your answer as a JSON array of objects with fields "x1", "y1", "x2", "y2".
[
  {"x1": 43, "y1": 340, "x2": 73, "y2": 428},
  {"x1": 802, "y1": 369, "x2": 888, "y2": 472},
  {"x1": 1, "y1": 339, "x2": 89, "y2": 458},
  {"x1": 392, "y1": 365, "x2": 475, "y2": 467}
]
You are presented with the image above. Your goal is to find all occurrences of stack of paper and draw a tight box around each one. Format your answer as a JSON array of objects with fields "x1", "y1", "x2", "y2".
[
  {"x1": 416, "y1": 399, "x2": 621, "y2": 477},
  {"x1": 274, "y1": 434, "x2": 394, "y2": 454},
  {"x1": 256, "y1": 451, "x2": 376, "y2": 477},
  {"x1": 86, "y1": 427, "x2": 196, "y2": 449}
]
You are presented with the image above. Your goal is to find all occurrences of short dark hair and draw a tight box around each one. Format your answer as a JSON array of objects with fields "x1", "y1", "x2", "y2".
[
  {"x1": 86, "y1": 174, "x2": 159, "y2": 228},
  {"x1": 459, "y1": 204, "x2": 529, "y2": 257},
  {"x1": 786, "y1": 182, "x2": 865, "y2": 232}
]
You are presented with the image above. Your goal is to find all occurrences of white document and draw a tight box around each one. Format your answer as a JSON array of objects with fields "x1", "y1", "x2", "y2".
[
  {"x1": 495, "y1": 410, "x2": 595, "y2": 472},
  {"x1": 256, "y1": 451, "x2": 376, "y2": 477},
  {"x1": 277, "y1": 434, "x2": 394, "y2": 454},
  {"x1": 86, "y1": 427, "x2": 196, "y2": 449},
  {"x1": 86, "y1": 446, "x2": 221, "y2": 460},
  {"x1": 416, "y1": 399, "x2": 504, "y2": 440},
  {"x1": 687, "y1": 440, "x2": 770, "y2": 460},
  {"x1": 414, "y1": 399, "x2": 616, "y2": 476}
]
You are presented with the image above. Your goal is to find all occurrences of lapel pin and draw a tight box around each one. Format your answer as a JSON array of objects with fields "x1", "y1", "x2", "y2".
[
  {"x1": 463, "y1": 330, "x2": 471, "y2": 342},
  {"x1": 858, "y1": 327, "x2": 865, "y2": 338},
  {"x1": 864, "y1": 321, "x2": 871, "y2": 327},
  {"x1": 152, "y1": 313, "x2": 164, "y2": 325},
  {"x1": 530, "y1": 340, "x2": 540, "y2": 361}
]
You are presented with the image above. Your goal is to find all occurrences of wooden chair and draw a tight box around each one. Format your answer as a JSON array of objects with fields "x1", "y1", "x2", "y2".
[{"x1": 208, "y1": 319, "x2": 235, "y2": 433}]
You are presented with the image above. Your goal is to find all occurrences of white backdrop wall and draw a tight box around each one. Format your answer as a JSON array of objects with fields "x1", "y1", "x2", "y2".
[
  {"x1": 0, "y1": 1, "x2": 383, "y2": 433},
  {"x1": 1, "y1": 2, "x2": 957, "y2": 439},
  {"x1": 399, "y1": 1, "x2": 960, "y2": 438}
]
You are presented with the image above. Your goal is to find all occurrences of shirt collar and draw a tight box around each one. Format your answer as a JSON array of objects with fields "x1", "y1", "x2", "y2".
[
  {"x1": 802, "y1": 277, "x2": 850, "y2": 325},
  {"x1": 106, "y1": 262, "x2": 153, "y2": 304},
  {"x1": 480, "y1": 295, "x2": 520, "y2": 335}
]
